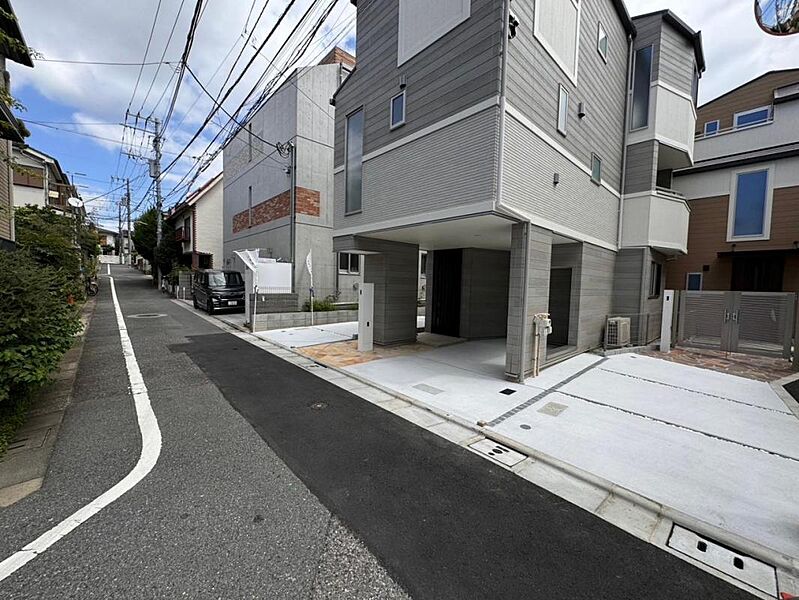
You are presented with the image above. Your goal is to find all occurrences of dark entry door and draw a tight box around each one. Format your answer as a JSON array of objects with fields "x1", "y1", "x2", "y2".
[
  {"x1": 731, "y1": 255, "x2": 784, "y2": 292},
  {"x1": 548, "y1": 268, "x2": 572, "y2": 347},
  {"x1": 430, "y1": 249, "x2": 462, "y2": 337}
]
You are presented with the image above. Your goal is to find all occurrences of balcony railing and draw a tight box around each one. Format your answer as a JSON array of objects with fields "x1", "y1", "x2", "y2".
[
  {"x1": 694, "y1": 118, "x2": 773, "y2": 141},
  {"x1": 175, "y1": 227, "x2": 190, "y2": 242},
  {"x1": 622, "y1": 189, "x2": 690, "y2": 255}
]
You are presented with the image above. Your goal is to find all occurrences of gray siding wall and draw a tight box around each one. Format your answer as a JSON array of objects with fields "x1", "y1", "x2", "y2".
[
  {"x1": 612, "y1": 247, "x2": 645, "y2": 316},
  {"x1": 503, "y1": 115, "x2": 619, "y2": 248},
  {"x1": 632, "y1": 13, "x2": 661, "y2": 82},
  {"x1": 334, "y1": 107, "x2": 500, "y2": 231},
  {"x1": 333, "y1": 0, "x2": 504, "y2": 165},
  {"x1": 658, "y1": 21, "x2": 696, "y2": 96},
  {"x1": 506, "y1": 223, "x2": 552, "y2": 378},
  {"x1": 624, "y1": 140, "x2": 658, "y2": 194},
  {"x1": 575, "y1": 243, "x2": 616, "y2": 350},
  {"x1": 460, "y1": 248, "x2": 510, "y2": 339},
  {"x1": 505, "y1": 0, "x2": 629, "y2": 191}
]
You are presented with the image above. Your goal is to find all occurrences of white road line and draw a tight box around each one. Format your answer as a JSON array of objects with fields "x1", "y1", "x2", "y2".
[
  {"x1": 106, "y1": 263, "x2": 110, "y2": 276},
  {"x1": 0, "y1": 276, "x2": 162, "y2": 582}
]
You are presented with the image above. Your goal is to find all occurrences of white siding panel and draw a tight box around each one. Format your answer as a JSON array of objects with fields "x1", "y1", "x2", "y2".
[
  {"x1": 502, "y1": 115, "x2": 619, "y2": 247},
  {"x1": 398, "y1": 0, "x2": 470, "y2": 65}
]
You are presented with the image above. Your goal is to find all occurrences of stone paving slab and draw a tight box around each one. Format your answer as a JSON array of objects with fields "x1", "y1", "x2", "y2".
[{"x1": 641, "y1": 347, "x2": 794, "y2": 382}]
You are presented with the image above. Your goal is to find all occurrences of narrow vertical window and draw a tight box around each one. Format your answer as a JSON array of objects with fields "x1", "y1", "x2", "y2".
[
  {"x1": 557, "y1": 85, "x2": 569, "y2": 135},
  {"x1": 591, "y1": 154, "x2": 602, "y2": 184},
  {"x1": 731, "y1": 169, "x2": 770, "y2": 238},
  {"x1": 390, "y1": 91, "x2": 406, "y2": 129},
  {"x1": 248, "y1": 124, "x2": 253, "y2": 162},
  {"x1": 649, "y1": 262, "x2": 663, "y2": 298},
  {"x1": 631, "y1": 45, "x2": 653, "y2": 130},
  {"x1": 597, "y1": 22, "x2": 608, "y2": 62},
  {"x1": 248, "y1": 186, "x2": 253, "y2": 227},
  {"x1": 345, "y1": 108, "x2": 364, "y2": 214}
]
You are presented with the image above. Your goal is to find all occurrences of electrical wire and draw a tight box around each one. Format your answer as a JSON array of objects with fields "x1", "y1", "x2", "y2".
[
  {"x1": 127, "y1": 0, "x2": 164, "y2": 111},
  {"x1": 140, "y1": 0, "x2": 188, "y2": 114}
]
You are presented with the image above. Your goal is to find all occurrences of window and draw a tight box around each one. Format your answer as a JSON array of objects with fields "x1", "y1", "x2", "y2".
[
  {"x1": 247, "y1": 124, "x2": 253, "y2": 162},
  {"x1": 338, "y1": 252, "x2": 360, "y2": 275},
  {"x1": 704, "y1": 120, "x2": 719, "y2": 136},
  {"x1": 248, "y1": 186, "x2": 253, "y2": 227},
  {"x1": 398, "y1": 0, "x2": 470, "y2": 65},
  {"x1": 345, "y1": 108, "x2": 364, "y2": 214},
  {"x1": 631, "y1": 45, "x2": 652, "y2": 130},
  {"x1": 533, "y1": 0, "x2": 581, "y2": 83},
  {"x1": 557, "y1": 85, "x2": 569, "y2": 135},
  {"x1": 686, "y1": 272, "x2": 703, "y2": 291},
  {"x1": 729, "y1": 168, "x2": 771, "y2": 240},
  {"x1": 390, "y1": 91, "x2": 406, "y2": 129},
  {"x1": 649, "y1": 262, "x2": 662, "y2": 298},
  {"x1": 597, "y1": 22, "x2": 608, "y2": 62},
  {"x1": 734, "y1": 106, "x2": 771, "y2": 129},
  {"x1": 590, "y1": 153, "x2": 602, "y2": 184},
  {"x1": 420, "y1": 252, "x2": 428, "y2": 277}
]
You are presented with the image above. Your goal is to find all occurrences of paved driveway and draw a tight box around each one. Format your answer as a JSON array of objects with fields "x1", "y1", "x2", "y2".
[{"x1": 347, "y1": 344, "x2": 799, "y2": 560}]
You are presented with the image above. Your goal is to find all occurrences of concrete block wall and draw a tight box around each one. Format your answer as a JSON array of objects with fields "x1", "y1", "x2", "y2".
[
  {"x1": 506, "y1": 223, "x2": 552, "y2": 379},
  {"x1": 252, "y1": 293, "x2": 300, "y2": 314},
  {"x1": 460, "y1": 249, "x2": 510, "y2": 339},
  {"x1": 253, "y1": 309, "x2": 359, "y2": 332}
]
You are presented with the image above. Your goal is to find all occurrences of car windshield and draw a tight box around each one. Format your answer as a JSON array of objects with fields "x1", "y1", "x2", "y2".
[{"x1": 207, "y1": 272, "x2": 243, "y2": 288}]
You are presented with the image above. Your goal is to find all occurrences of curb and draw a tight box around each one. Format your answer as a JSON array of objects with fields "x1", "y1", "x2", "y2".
[
  {"x1": 172, "y1": 300, "x2": 799, "y2": 594},
  {"x1": 771, "y1": 372, "x2": 799, "y2": 420}
]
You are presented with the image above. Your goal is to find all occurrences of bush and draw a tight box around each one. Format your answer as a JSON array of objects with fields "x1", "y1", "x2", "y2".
[
  {"x1": 302, "y1": 297, "x2": 336, "y2": 312},
  {"x1": 0, "y1": 251, "x2": 81, "y2": 451}
]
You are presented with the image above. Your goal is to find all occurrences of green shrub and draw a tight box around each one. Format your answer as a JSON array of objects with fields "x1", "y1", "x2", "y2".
[
  {"x1": 0, "y1": 251, "x2": 81, "y2": 430},
  {"x1": 302, "y1": 297, "x2": 336, "y2": 312}
]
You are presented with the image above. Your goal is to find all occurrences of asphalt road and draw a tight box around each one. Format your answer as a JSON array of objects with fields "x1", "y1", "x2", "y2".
[{"x1": 0, "y1": 266, "x2": 757, "y2": 599}]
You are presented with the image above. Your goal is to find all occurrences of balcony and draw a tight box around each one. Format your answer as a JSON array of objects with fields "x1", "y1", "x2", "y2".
[
  {"x1": 175, "y1": 227, "x2": 190, "y2": 242},
  {"x1": 621, "y1": 188, "x2": 690, "y2": 255},
  {"x1": 628, "y1": 83, "x2": 697, "y2": 168}
]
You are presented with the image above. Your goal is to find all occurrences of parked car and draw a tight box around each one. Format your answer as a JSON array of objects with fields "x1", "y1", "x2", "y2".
[{"x1": 192, "y1": 270, "x2": 245, "y2": 314}]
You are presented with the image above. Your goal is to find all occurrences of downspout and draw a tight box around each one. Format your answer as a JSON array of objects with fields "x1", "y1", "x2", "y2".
[
  {"x1": 617, "y1": 33, "x2": 634, "y2": 250},
  {"x1": 290, "y1": 140, "x2": 297, "y2": 293}
]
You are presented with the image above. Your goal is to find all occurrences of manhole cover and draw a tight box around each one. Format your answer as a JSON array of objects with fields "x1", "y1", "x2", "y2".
[
  {"x1": 129, "y1": 313, "x2": 167, "y2": 319},
  {"x1": 309, "y1": 402, "x2": 328, "y2": 411}
]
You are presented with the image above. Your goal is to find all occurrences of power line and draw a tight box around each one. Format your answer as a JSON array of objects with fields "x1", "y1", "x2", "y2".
[
  {"x1": 24, "y1": 120, "x2": 178, "y2": 155},
  {"x1": 140, "y1": 0, "x2": 188, "y2": 114},
  {"x1": 34, "y1": 58, "x2": 177, "y2": 66},
  {"x1": 128, "y1": 0, "x2": 164, "y2": 111},
  {"x1": 162, "y1": 0, "x2": 205, "y2": 132}
]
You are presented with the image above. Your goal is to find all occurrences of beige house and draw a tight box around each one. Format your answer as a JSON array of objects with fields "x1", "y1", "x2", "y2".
[{"x1": 167, "y1": 173, "x2": 224, "y2": 270}]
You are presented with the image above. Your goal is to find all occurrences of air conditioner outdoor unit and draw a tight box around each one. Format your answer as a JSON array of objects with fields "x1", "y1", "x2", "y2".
[{"x1": 606, "y1": 317, "x2": 631, "y2": 348}]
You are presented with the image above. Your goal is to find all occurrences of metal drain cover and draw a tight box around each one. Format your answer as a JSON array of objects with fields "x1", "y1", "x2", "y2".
[
  {"x1": 538, "y1": 402, "x2": 568, "y2": 417},
  {"x1": 129, "y1": 313, "x2": 167, "y2": 319},
  {"x1": 309, "y1": 402, "x2": 328, "y2": 411},
  {"x1": 468, "y1": 439, "x2": 526, "y2": 467},
  {"x1": 667, "y1": 525, "x2": 777, "y2": 596}
]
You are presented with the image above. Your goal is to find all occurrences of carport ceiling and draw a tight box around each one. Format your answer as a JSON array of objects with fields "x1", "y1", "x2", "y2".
[{"x1": 364, "y1": 215, "x2": 513, "y2": 251}]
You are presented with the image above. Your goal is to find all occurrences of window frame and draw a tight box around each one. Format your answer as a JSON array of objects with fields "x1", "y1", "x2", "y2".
[
  {"x1": 733, "y1": 105, "x2": 771, "y2": 129},
  {"x1": 726, "y1": 165, "x2": 774, "y2": 242},
  {"x1": 596, "y1": 21, "x2": 608, "y2": 63},
  {"x1": 557, "y1": 85, "x2": 569, "y2": 136},
  {"x1": 630, "y1": 45, "x2": 653, "y2": 132},
  {"x1": 419, "y1": 251, "x2": 427, "y2": 278},
  {"x1": 703, "y1": 120, "x2": 720, "y2": 136},
  {"x1": 685, "y1": 272, "x2": 703, "y2": 291},
  {"x1": 649, "y1": 261, "x2": 663, "y2": 299},
  {"x1": 532, "y1": 0, "x2": 582, "y2": 85},
  {"x1": 344, "y1": 107, "x2": 365, "y2": 216},
  {"x1": 390, "y1": 90, "x2": 406, "y2": 130},
  {"x1": 338, "y1": 252, "x2": 361, "y2": 275},
  {"x1": 590, "y1": 153, "x2": 602, "y2": 185}
]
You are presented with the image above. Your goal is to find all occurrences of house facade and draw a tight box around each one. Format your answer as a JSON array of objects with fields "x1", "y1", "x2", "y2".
[
  {"x1": 222, "y1": 47, "x2": 363, "y2": 306},
  {"x1": 668, "y1": 69, "x2": 799, "y2": 293},
  {"x1": 166, "y1": 172, "x2": 224, "y2": 270},
  {"x1": 11, "y1": 145, "x2": 76, "y2": 211},
  {"x1": 332, "y1": 0, "x2": 703, "y2": 379},
  {"x1": 0, "y1": 0, "x2": 33, "y2": 249}
]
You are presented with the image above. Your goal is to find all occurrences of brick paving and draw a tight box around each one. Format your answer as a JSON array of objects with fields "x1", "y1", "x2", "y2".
[
  {"x1": 298, "y1": 340, "x2": 431, "y2": 368},
  {"x1": 641, "y1": 347, "x2": 795, "y2": 382}
]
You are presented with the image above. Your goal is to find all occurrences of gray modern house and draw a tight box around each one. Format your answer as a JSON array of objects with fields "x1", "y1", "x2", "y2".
[
  {"x1": 223, "y1": 47, "x2": 362, "y2": 306},
  {"x1": 332, "y1": 0, "x2": 704, "y2": 380}
]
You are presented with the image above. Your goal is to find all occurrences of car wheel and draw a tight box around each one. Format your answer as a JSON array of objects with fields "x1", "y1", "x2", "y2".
[{"x1": 207, "y1": 299, "x2": 214, "y2": 315}]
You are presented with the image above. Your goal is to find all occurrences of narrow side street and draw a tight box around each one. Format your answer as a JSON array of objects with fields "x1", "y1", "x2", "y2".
[{"x1": 0, "y1": 267, "x2": 758, "y2": 599}]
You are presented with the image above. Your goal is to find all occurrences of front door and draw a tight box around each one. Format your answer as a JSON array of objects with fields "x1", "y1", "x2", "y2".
[
  {"x1": 430, "y1": 249, "x2": 462, "y2": 337},
  {"x1": 548, "y1": 268, "x2": 572, "y2": 347},
  {"x1": 731, "y1": 255, "x2": 784, "y2": 291}
]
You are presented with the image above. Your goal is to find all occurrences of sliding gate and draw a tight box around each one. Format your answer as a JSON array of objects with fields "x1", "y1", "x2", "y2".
[{"x1": 676, "y1": 291, "x2": 797, "y2": 358}]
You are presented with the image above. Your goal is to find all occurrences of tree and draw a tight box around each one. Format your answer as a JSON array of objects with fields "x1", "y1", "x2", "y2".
[{"x1": 131, "y1": 208, "x2": 182, "y2": 277}]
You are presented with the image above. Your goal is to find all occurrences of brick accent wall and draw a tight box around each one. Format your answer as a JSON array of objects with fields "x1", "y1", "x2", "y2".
[{"x1": 232, "y1": 187, "x2": 321, "y2": 234}]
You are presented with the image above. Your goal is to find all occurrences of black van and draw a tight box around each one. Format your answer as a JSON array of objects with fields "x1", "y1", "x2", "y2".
[{"x1": 192, "y1": 270, "x2": 245, "y2": 314}]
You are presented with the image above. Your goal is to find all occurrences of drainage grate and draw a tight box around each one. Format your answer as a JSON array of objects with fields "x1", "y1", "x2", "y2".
[
  {"x1": 538, "y1": 402, "x2": 568, "y2": 417},
  {"x1": 413, "y1": 383, "x2": 445, "y2": 395},
  {"x1": 667, "y1": 525, "x2": 778, "y2": 596},
  {"x1": 499, "y1": 388, "x2": 516, "y2": 396},
  {"x1": 6, "y1": 428, "x2": 51, "y2": 456},
  {"x1": 468, "y1": 439, "x2": 526, "y2": 467}
]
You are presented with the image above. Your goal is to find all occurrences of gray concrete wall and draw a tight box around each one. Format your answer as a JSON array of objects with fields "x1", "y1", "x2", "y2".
[
  {"x1": 506, "y1": 224, "x2": 552, "y2": 379},
  {"x1": 253, "y1": 309, "x2": 359, "y2": 332},
  {"x1": 459, "y1": 248, "x2": 510, "y2": 339},
  {"x1": 575, "y1": 243, "x2": 616, "y2": 350}
]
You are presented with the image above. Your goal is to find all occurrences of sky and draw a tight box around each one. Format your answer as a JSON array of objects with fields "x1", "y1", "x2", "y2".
[{"x1": 8, "y1": 0, "x2": 799, "y2": 230}]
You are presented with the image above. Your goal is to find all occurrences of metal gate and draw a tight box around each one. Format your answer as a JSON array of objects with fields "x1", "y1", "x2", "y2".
[{"x1": 676, "y1": 291, "x2": 797, "y2": 358}]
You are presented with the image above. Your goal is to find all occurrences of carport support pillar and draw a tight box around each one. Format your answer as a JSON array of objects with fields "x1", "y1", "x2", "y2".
[{"x1": 505, "y1": 223, "x2": 552, "y2": 381}]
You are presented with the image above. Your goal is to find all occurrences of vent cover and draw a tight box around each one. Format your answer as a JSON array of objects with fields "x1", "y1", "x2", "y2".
[{"x1": 468, "y1": 439, "x2": 526, "y2": 467}]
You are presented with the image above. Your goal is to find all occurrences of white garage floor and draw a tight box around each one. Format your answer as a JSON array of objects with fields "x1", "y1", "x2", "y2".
[{"x1": 346, "y1": 343, "x2": 799, "y2": 559}]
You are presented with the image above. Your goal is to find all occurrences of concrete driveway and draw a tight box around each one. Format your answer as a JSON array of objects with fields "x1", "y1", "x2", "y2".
[{"x1": 346, "y1": 344, "x2": 799, "y2": 561}]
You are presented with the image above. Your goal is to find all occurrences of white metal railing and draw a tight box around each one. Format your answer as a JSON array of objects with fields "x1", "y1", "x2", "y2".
[
  {"x1": 694, "y1": 117, "x2": 774, "y2": 141},
  {"x1": 655, "y1": 187, "x2": 686, "y2": 200}
]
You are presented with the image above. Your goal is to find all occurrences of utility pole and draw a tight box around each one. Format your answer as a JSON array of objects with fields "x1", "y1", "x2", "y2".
[
  {"x1": 126, "y1": 178, "x2": 132, "y2": 266},
  {"x1": 118, "y1": 198, "x2": 123, "y2": 265},
  {"x1": 152, "y1": 117, "x2": 163, "y2": 286}
]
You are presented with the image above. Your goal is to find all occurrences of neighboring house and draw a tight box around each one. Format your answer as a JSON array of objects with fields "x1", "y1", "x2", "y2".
[
  {"x1": 0, "y1": 0, "x2": 32, "y2": 249},
  {"x1": 223, "y1": 47, "x2": 360, "y2": 305},
  {"x1": 166, "y1": 172, "x2": 224, "y2": 270},
  {"x1": 11, "y1": 144, "x2": 76, "y2": 211},
  {"x1": 332, "y1": 1, "x2": 703, "y2": 379},
  {"x1": 95, "y1": 226, "x2": 117, "y2": 254},
  {"x1": 668, "y1": 69, "x2": 799, "y2": 293}
]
